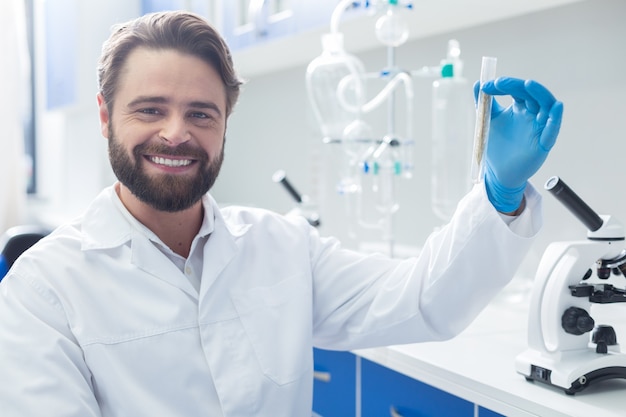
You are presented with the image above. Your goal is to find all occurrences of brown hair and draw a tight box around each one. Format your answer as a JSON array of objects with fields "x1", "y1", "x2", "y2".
[{"x1": 97, "y1": 11, "x2": 242, "y2": 117}]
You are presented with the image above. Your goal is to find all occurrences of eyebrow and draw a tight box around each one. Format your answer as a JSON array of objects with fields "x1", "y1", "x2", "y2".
[{"x1": 127, "y1": 96, "x2": 223, "y2": 117}]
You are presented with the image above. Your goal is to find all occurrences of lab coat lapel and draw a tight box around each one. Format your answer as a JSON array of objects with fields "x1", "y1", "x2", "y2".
[
  {"x1": 82, "y1": 186, "x2": 199, "y2": 298},
  {"x1": 131, "y1": 232, "x2": 197, "y2": 298},
  {"x1": 198, "y1": 207, "x2": 250, "y2": 298}
]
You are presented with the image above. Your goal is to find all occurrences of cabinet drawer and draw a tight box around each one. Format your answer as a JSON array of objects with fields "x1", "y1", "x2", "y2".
[
  {"x1": 312, "y1": 348, "x2": 356, "y2": 417},
  {"x1": 361, "y1": 358, "x2": 473, "y2": 417}
]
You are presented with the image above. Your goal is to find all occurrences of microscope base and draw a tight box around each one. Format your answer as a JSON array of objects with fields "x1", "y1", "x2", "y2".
[{"x1": 515, "y1": 348, "x2": 626, "y2": 395}]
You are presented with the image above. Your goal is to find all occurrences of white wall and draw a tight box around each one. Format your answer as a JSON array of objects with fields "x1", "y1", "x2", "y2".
[{"x1": 31, "y1": 0, "x2": 626, "y2": 278}]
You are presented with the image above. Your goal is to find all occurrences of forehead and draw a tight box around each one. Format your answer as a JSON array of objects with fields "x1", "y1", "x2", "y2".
[{"x1": 116, "y1": 47, "x2": 227, "y2": 112}]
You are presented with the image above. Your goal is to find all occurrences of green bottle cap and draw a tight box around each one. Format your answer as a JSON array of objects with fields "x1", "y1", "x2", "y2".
[{"x1": 441, "y1": 63, "x2": 454, "y2": 78}]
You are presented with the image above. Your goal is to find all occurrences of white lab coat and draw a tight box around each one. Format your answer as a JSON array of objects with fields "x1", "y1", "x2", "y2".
[{"x1": 0, "y1": 182, "x2": 542, "y2": 417}]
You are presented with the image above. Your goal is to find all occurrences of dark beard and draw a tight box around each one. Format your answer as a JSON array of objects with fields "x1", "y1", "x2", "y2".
[{"x1": 108, "y1": 130, "x2": 224, "y2": 212}]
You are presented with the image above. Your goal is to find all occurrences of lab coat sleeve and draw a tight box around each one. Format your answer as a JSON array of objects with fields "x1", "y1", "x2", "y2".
[
  {"x1": 0, "y1": 271, "x2": 101, "y2": 417},
  {"x1": 311, "y1": 182, "x2": 542, "y2": 350}
]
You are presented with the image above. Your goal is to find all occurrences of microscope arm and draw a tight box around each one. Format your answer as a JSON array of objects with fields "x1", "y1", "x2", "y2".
[{"x1": 526, "y1": 240, "x2": 619, "y2": 354}]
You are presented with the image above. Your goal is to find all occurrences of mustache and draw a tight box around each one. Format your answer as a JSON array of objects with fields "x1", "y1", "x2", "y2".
[{"x1": 134, "y1": 142, "x2": 209, "y2": 162}]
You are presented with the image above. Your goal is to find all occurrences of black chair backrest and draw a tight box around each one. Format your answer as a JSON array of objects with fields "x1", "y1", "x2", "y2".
[{"x1": 0, "y1": 225, "x2": 50, "y2": 270}]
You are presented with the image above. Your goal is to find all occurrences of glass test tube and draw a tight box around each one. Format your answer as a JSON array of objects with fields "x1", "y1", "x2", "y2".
[{"x1": 471, "y1": 56, "x2": 497, "y2": 183}]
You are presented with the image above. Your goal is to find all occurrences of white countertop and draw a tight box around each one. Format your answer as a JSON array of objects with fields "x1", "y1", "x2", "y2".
[{"x1": 354, "y1": 279, "x2": 626, "y2": 417}]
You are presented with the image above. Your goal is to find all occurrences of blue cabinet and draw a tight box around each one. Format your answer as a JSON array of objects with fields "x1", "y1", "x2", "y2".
[
  {"x1": 140, "y1": 0, "x2": 214, "y2": 19},
  {"x1": 478, "y1": 407, "x2": 505, "y2": 417},
  {"x1": 221, "y1": 0, "x2": 365, "y2": 52},
  {"x1": 221, "y1": 0, "x2": 296, "y2": 51},
  {"x1": 44, "y1": 0, "x2": 78, "y2": 109},
  {"x1": 140, "y1": 0, "x2": 183, "y2": 13},
  {"x1": 313, "y1": 352, "x2": 506, "y2": 417},
  {"x1": 312, "y1": 348, "x2": 356, "y2": 417},
  {"x1": 361, "y1": 358, "x2": 474, "y2": 417}
]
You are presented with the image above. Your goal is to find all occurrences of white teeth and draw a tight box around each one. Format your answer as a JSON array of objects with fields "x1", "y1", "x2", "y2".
[{"x1": 150, "y1": 156, "x2": 192, "y2": 167}]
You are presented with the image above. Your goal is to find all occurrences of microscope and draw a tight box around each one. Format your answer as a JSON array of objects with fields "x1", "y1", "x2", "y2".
[{"x1": 515, "y1": 176, "x2": 626, "y2": 395}]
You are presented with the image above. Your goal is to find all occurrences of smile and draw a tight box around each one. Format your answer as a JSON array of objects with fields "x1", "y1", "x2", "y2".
[{"x1": 149, "y1": 156, "x2": 193, "y2": 167}]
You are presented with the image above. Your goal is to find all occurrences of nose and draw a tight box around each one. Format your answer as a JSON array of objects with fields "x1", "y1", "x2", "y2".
[{"x1": 158, "y1": 115, "x2": 191, "y2": 146}]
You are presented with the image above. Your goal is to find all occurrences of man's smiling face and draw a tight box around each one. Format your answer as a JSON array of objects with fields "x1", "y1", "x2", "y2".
[{"x1": 98, "y1": 47, "x2": 227, "y2": 212}]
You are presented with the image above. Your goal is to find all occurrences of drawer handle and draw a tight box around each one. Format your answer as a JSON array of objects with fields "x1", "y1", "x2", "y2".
[
  {"x1": 389, "y1": 405, "x2": 403, "y2": 417},
  {"x1": 313, "y1": 370, "x2": 331, "y2": 383}
]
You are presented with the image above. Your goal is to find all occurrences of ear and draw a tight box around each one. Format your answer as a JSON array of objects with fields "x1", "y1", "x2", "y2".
[{"x1": 97, "y1": 93, "x2": 110, "y2": 139}]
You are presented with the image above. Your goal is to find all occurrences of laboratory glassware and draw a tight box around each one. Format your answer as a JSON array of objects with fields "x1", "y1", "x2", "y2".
[
  {"x1": 306, "y1": 0, "x2": 478, "y2": 256},
  {"x1": 431, "y1": 40, "x2": 474, "y2": 222},
  {"x1": 305, "y1": 31, "x2": 369, "y2": 196}
]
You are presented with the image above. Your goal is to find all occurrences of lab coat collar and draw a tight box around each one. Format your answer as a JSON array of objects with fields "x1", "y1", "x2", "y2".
[
  {"x1": 80, "y1": 185, "x2": 251, "y2": 251},
  {"x1": 208, "y1": 194, "x2": 251, "y2": 239},
  {"x1": 80, "y1": 185, "x2": 133, "y2": 250},
  {"x1": 82, "y1": 185, "x2": 235, "y2": 250},
  {"x1": 79, "y1": 185, "x2": 252, "y2": 297}
]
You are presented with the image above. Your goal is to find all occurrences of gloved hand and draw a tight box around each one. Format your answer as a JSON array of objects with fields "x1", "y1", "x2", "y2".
[{"x1": 473, "y1": 77, "x2": 563, "y2": 213}]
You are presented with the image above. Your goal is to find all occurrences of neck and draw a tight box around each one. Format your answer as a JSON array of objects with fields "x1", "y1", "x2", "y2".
[{"x1": 115, "y1": 183, "x2": 203, "y2": 258}]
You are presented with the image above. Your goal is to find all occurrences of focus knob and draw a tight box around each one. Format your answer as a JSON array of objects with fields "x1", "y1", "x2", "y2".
[
  {"x1": 592, "y1": 325, "x2": 617, "y2": 354},
  {"x1": 562, "y1": 307, "x2": 595, "y2": 335}
]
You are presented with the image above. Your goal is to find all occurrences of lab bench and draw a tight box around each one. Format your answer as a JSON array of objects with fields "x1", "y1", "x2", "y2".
[{"x1": 313, "y1": 288, "x2": 626, "y2": 417}]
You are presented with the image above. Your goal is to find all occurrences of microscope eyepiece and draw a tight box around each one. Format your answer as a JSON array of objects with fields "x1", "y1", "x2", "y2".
[
  {"x1": 273, "y1": 170, "x2": 303, "y2": 204},
  {"x1": 545, "y1": 176, "x2": 604, "y2": 232}
]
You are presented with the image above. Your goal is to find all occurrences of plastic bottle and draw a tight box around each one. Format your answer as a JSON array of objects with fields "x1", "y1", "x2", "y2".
[{"x1": 431, "y1": 40, "x2": 474, "y2": 222}]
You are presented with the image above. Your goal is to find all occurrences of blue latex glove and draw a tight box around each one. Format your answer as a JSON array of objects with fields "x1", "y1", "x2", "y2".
[{"x1": 473, "y1": 77, "x2": 563, "y2": 213}]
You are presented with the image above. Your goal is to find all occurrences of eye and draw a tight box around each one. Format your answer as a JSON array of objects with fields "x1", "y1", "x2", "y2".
[
  {"x1": 139, "y1": 108, "x2": 161, "y2": 115},
  {"x1": 189, "y1": 111, "x2": 210, "y2": 119},
  {"x1": 188, "y1": 110, "x2": 219, "y2": 127}
]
